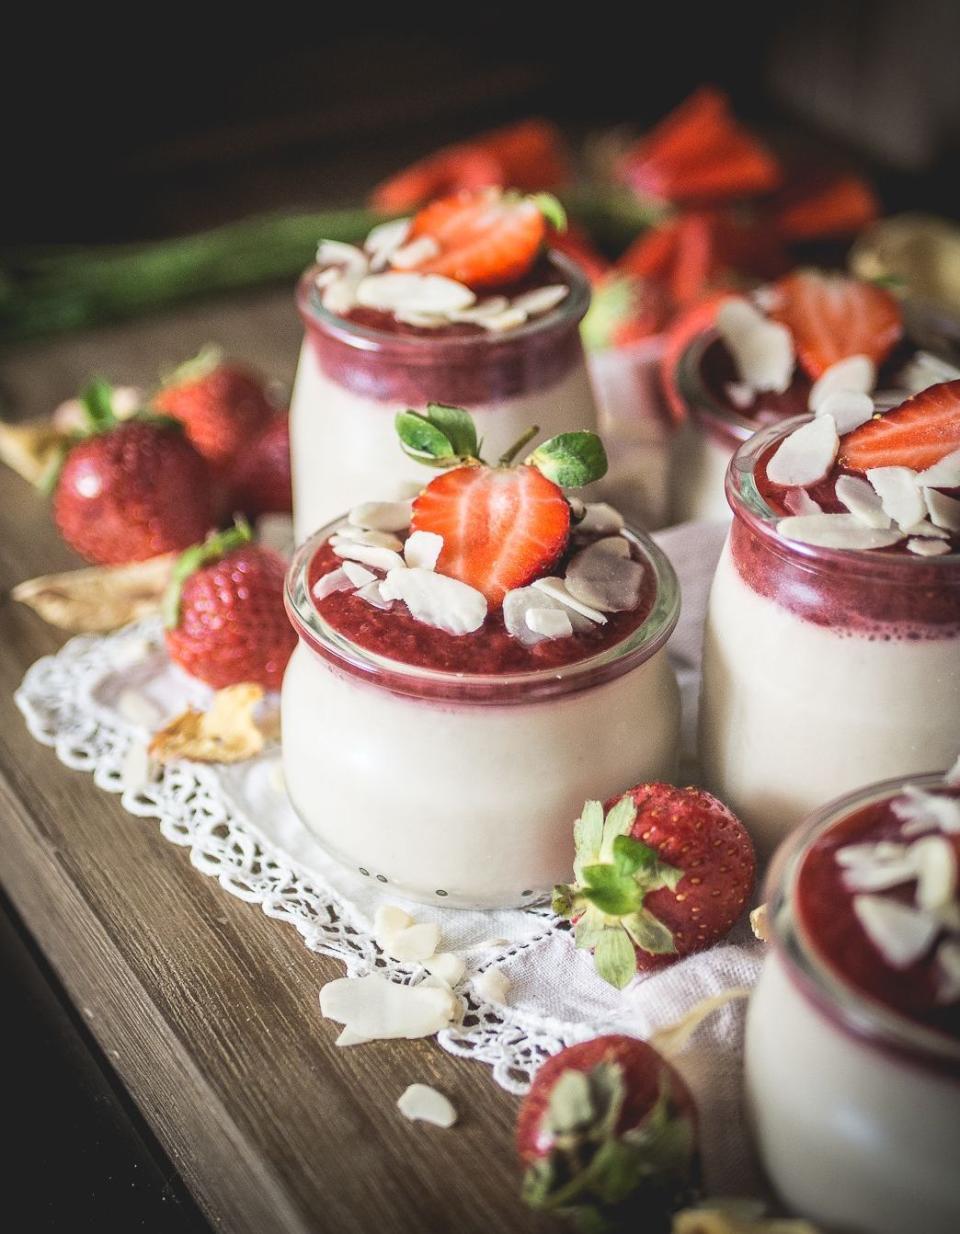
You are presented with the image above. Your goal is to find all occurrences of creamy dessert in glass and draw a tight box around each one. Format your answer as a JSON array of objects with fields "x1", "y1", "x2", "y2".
[
  {"x1": 700, "y1": 380, "x2": 960, "y2": 859},
  {"x1": 667, "y1": 270, "x2": 906, "y2": 525},
  {"x1": 746, "y1": 770, "x2": 960, "y2": 1234},
  {"x1": 290, "y1": 189, "x2": 598, "y2": 542},
  {"x1": 281, "y1": 411, "x2": 680, "y2": 908}
]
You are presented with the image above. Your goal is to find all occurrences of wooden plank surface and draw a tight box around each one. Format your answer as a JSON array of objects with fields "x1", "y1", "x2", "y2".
[{"x1": 0, "y1": 299, "x2": 556, "y2": 1234}]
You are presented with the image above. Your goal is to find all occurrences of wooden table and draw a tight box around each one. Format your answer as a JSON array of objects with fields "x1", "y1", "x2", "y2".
[{"x1": 0, "y1": 294, "x2": 556, "y2": 1234}]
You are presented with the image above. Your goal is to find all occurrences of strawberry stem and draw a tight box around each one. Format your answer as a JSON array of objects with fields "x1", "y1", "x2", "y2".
[
  {"x1": 80, "y1": 378, "x2": 119, "y2": 434},
  {"x1": 498, "y1": 424, "x2": 540, "y2": 466},
  {"x1": 163, "y1": 517, "x2": 253, "y2": 629}
]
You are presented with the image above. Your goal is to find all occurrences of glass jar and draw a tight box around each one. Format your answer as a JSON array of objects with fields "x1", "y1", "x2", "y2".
[
  {"x1": 281, "y1": 519, "x2": 681, "y2": 908},
  {"x1": 290, "y1": 253, "x2": 598, "y2": 543},
  {"x1": 699, "y1": 416, "x2": 960, "y2": 859},
  {"x1": 745, "y1": 774, "x2": 960, "y2": 1234}
]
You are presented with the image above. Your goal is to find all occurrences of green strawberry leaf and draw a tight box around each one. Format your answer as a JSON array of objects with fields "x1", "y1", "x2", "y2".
[
  {"x1": 580, "y1": 276, "x2": 634, "y2": 352},
  {"x1": 531, "y1": 192, "x2": 568, "y2": 233},
  {"x1": 527, "y1": 431, "x2": 608, "y2": 488},
  {"x1": 574, "y1": 906, "x2": 607, "y2": 951},
  {"x1": 599, "y1": 796, "x2": 637, "y2": 861},
  {"x1": 395, "y1": 410, "x2": 458, "y2": 468},
  {"x1": 552, "y1": 883, "x2": 577, "y2": 918},
  {"x1": 593, "y1": 926, "x2": 637, "y2": 990},
  {"x1": 622, "y1": 908, "x2": 676, "y2": 956},
  {"x1": 80, "y1": 377, "x2": 119, "y2": 433},
  {"x1": 423, "y1": 402, "x2": 478, "y2": 459},
  {"x1": 581, "y1": 865, "x2": 640, "y2": 917},
  {"x1": 163, "y1": 517, "x2": 253, "y2": 628},
  {"x1": 612, "y1": 834, "x2": 660, "y2": 877},
  {"x1": 573, "y1": 799, "x2": 605, "y2": 880}
]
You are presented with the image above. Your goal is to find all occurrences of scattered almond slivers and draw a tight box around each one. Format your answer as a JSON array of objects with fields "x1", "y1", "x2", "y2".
[
  {"x1": 866, "y1": 466, "x2": 925, "y2": 529},
  {"x1": 13, "y1": 554, "x2": 175, "y2": 633},
  {"x1": 149, "y1": 683, "x2": 272, "y2": 764},
  {"x1": 777, "y1": 514, "x2": 904, "y2": 552},
  {"x1": 716, "y1": 298, "x2": 795, "y2": 394},
  {"x1": 319, "y1": 973, "x2": 458, "y2": 1041},
  {"x1": 474, "y1": 966, "x2": 510, "y2": 1006},
  {"x1": 766, "y1": 414, "x2": 838, "y2": 487},
  {"x1": 396, "y1": 1084, "x2": 458, "y2": 1128},
  {"x1": 808, "y1": 353, "x2": 875, "y2": 412},
  {"x1": 749, "y1": 904, "x2": 770, "y2": 942}
]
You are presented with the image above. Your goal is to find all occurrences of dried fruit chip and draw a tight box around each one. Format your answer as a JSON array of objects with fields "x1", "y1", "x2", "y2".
[
  {"x1": 149, "y1": 683, "x2": 269, "y2": 764},
  {"x1": 0, "y1": 418, "x2": 70, "y2": 485},
  {"x1": 13, "y1": 554, "x2": 175, "y2": 633}
]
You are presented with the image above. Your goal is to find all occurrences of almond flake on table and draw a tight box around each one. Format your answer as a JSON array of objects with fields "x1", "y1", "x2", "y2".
[
  {"x1": 356, "y1": 272, "x2": 475, "y2": 315},
  {"x1": 120, "y1": 740, "x2": 157, "y2": 794},
  {"x1": 852, "y1": 895, "x2": 940, "y2": 968},
  {"x1": 355, "y1": 580, "x2": 393, "y2": 609},
  {"x1": 312, "y1": 568, "x2": 355, "y2": 600},
  {"x1": 917, "y1": 448, "x2": 960, "y2": 488},
  {"x1": 502, "y1": 585, "x2": 593, "y2": 646},
  {"x1": 910, "y1": 835, "x2": 957, "y2": 913},
  {"x1": 396, "y1": 1084, "x2": 458, "y2": 1129},
  {"x1": 341, "y1": 561, "x2": 377, "y2": 588},
  {"x1": 575, "y1": 502, "x2": 625, "y2": 535},
  {"x1": 894, "y1": 785, "x2": 960, "y2": 835},
  {"x1": 815, "y1": 389, "x2": 875, "y2": 435},
  {"x1": 333, "y1": 525, "x2": 405, "y2": 551},
  {"x1": 349, "y1": 500, "x2": 413, "y2": 533},
  {"x1": 716, "y1": 298, "x2": 795, "y2": 393},
  {"x1": 766, "y1": 415, "x2": 839, "y2": 487},
  {"x1": 403, "y1": 530, "x2": 443, "y2": 570},
  {"x1": 388, "y1": 922, "x2": 442, "y2": 963},
  {"x1": 423, "y1": 952, "x2": 466, "y2": 985},
  {"x1": 389, "y1": 235, "x2": 442, "y2": 270},
  {"x1": 364, "y1": 217, "x2": 411, "y2": 270},
  {"x1": 510, "y1": 285, "x2": 569, "y2": 316},
  {"x1": 474, "y1": 967, "x2": 511, "y2": 1005},
  {"x1": 783, "y1": 488, "x2": 823, "y2": 516},
  {"x1": 866, "y1": 466, "x2": 925, "y2": 529},
  {"x1": 907, "y1": 537, "x2": 951, "y2": 557},
  {"x1": 530, "y1": 576, "x2": 608, "y2": 624},
  {"x1": 525, "y1": 607, "x2": 574, "y2": 639},
  {"x1": 777, "y1": 513, "x2": 904, "y2": 551},
  {"x1": 834, "y1": 474, "x2": 891, "y2": 528},
  {"x1": 379, "y1": 566, "x2": 487, "y2": 635},
  {"x1": 332, "y1": 541, "x2": 406, "y2": 573},
  {"x1": 808, "y1": 354, "x2": 876, "y2": 412},
  {"x1": 924, "y1": 488, "x2": 960, "y2": 532},
  {"x1": 319, "y1": 974, "x2": 457, "y2": 1040},
  {"x1": 565, "y1": 541, "x2": 645, "y2": 612},
  {"x1": 935, "y1": 939, "x2": 960, "y2": 1004}
]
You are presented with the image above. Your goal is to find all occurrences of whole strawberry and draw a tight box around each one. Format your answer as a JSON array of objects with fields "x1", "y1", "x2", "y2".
[
  {"x1": 153, "y1": 347, "x2": 275, "y2": 468},
  {"x1": 164, "y1": 519, "x2": 295, "y2": 691},
  {"x1": 53, "y1": 379, "x2": 213, "y2": 565},
  {"x1": 228, "y1": 414, "x2": 292, "y2": 518},
  {"x1": 554, "y1": 784, "x2": 755, "y2": 988},
  {"x1": 517, "y1": 1034, "x2": 698, "y2": 1231}
]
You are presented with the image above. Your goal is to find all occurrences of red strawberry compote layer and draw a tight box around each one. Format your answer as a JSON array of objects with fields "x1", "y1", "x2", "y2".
[
  {"x1": 700, "y1": 403, "x2": 960, "y2": 858},
  {"x1": 281, "y1": 513, "x2": 680, "y2": 908},
  {"x1": 746, "y1": 772, "x2": 960, "y2": 1234},
  {"x1": 290, "y1": 192, "x2": 598, "y2": 541}
]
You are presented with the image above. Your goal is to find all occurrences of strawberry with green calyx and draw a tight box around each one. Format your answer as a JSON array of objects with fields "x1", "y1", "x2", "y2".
[
  {"x1": 396, "y1": 404, "x2": 607, "y2": 605},
  {"x1": 52, "y1": 378, "x2": 213, "y2": 565},
  {"x1": 581, "y1": 273, "x2": 670, "y2": 351},
  {"x1": 163, "y1": 516, "x2": 295, "y2": 691},
  {"x1": 517, "y1": 1035, "x2": 699, "y2": 1233},
  {"x1": 554, "y1": 785, "x2": 756, "y2": 990}
]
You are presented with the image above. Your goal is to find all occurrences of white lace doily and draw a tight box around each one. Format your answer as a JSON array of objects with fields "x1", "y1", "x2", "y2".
[{"x1": 14, "y1": 522, "x2": 764, "y2": 1192}]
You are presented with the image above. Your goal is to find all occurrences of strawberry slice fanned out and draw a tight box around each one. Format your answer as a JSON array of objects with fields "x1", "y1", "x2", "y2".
[
  {"x1": 841, "y1": 379, "x2": 960, "y2": 473},
  {"x1": 411, "y1": 464, "x2": 571, "y2": 605},
  {"x1": 769, "y1": 269, "x2": 902, "y2": 380},
  {"x1": 407, "y1": 188, "x2": 550, "y2": 290}
]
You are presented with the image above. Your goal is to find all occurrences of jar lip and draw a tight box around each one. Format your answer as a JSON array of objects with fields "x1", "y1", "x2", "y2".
[
  {"x1": 284, "y1": 515, "x2": 680, "y2": 702},
  {"x1": 296, "y1": 250, "x2": 592, "y2": 353},
  {"x1": 676, "y1": 329, "x2": 759, "y2": 445},
  {"x1": 727, "y1": 413, "x2": 960, "y2": 569},
  {"x1": 765, "y1": 772, "x2": 960, "y2": 1071}
]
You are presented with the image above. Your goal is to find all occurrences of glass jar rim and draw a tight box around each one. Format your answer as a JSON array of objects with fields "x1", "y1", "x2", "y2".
[
  {"x1": 284, "y1": 515, "x2": 681, "y2": 704},
  {"x1": 726, "y1": 413, "x2": 960, "y2": 572},
  {"x1": 296, "y1": 250, "x2": 592, "y2": 355},
  {"x1": 676, "y1": 328, "x2": 760, "y2": 445},
  {"x1": 765, "y1": 772, "x2": 960, "y2": 1076}
]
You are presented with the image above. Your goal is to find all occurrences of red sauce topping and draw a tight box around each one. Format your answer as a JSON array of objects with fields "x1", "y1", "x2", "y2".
[
  {"x1": 307, "y1": 536, "x2": 655, "y2": 675},
  {"x1": 796, "y1": 789, "x2": 960, "y2": 1040}
]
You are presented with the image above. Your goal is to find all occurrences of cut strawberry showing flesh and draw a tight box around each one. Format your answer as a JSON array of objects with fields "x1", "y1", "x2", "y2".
[
  {"x1": 841, "y1": 378, "x2": 960, "y2": 473},
  {"x1": 769, "y1": 269, "x2": 902, "y2": 380},
  {"x1": 407, "y1": 188, "x2": 548, "y2": 290},
  {"x1": 411, "y1": 464, "x2": 571, "y2": 605}
]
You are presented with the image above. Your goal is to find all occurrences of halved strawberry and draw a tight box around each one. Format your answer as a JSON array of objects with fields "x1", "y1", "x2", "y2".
[
  {"x1": 774, "y1": 172, "x2": 879, "y2": 242},
  {"x1": 411, "y1": 464, "x2": 571, "y2": 605},
  {"x1": 769, "y1": 269, "x2": 902, "y2": 379},
  {"x1": 841, "y1": 379, "x2": 960, "y2": 472},
  {"x1": 407, "y1": 188, "x2": 549, "y2": 290}
]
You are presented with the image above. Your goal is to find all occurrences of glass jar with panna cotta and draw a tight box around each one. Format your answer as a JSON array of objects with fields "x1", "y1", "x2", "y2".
[
  {"x1": 745, "y1": 772, "x2": 960, "y2": 1234},
  {"x1": 281, "y1": 516, "x2": 681, "y2": 909}
]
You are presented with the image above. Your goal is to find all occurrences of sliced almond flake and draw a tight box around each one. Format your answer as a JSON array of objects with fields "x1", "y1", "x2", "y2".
[
  {"x1": 525, "y1": 607, "x2": 574, "y2": 639},
  {"x1": 724, "y1": 382, "x2": 754, "y2": 410},
  {"x1": 389, "y1": 235, "x2": 441, "y2": 270},
  {"x1": 836, "y1": 841, "x2": 909, "y2": 867},
  {"x1": 474, "y1": 967, "x2": 511, "y2": 1005},
  {"x1": 120, "y1": 741, "x2": 157, "y2": 794},
  {"x1": 565, "y1": 541, "x2": 645, "y2": 612},
  {"x1": 783, "y1": 488, "x2": 823, "y2": 516},
  {"x1": 766, "y1": 416, "x2": 839, "y2": 487},
  {"x1": 924, "y1": 488, "x2": 960, "y2": 532},
  {"x1": 902, "y1": 519, "x2": 950, "y2": 540},
  {"x1": 423, "y1": 953, "x2": 466, "y2": 985},
  {"x1": 332, "y1": 541, "x2": 406, "y2": 573},
  {"x1": 567, "y1": 497, "x2": 586, "y2": 521},
  {"x1": 379, "y1": 567, "x2": 486, "y2": 635},
  {"x1": 907, "y1": 537, "x2": 951, "y2": 557},
  {"x1": 448, "y1": 296, "x2": 510, "y2": 323},
  {"x1": 374, "y1": 904, "x2": 414, "y2": 951},
  {"x1": 349, "y1": 500, "x2": 413, "y2": 533},
  {"x1": 866, "y1": 466, "x2": 925, "y2": 529},
  {"x1": 479, "y1": 307, "x2": 529, "y2": 333},
  {"x1": 356, "y1": 272, "x2": 475, "y2": 315},
  {"x1": 591, "y1": 536, "x2": 631, "y2": 558},
  {"x1": 910, "y1": 835, "x2": 957, "y2": 912},
  {"x1": 364, "y1": 217, "x2": 412, "y2": 269},
  {"x1": 333, "y1": 525, "x2": 405, "y2": 552},
  {"x1": 917, "y1": 448, "x2": 960, "y2": 489},
  {"x1": 815, "y1": 390, "x2": 875, "y2": 435},
  {"x1": 149, "y1": 684, "x2": 268, "y2": 765},
  {"x1": 334, "y1": 1027, "x2": 371, "y2": 1047},
  {"x1": 404, "y1": 530, "x2": 443, "y2": 570},
  {"x1": 12, "y1": 553, "x2": 174, "y2": 633},
  {"x1": 808, "y1": 354, "x2": 876, "y2": 412},
  {"x1": 314, "y1": 266, "x2": 341, "y2": 291},
  {"x1": 897, "y1": 350, "x2": 960, "y2": 394},
  {"x1": 319, "y1": 974, "x2": 456, "y2": 1040},
  {"x1": 394, "y1": 310, "x2": 449, "y2": 329},
  {"x1": 777, "y1": 513, "x2": 904, "y2": 551},
  {"x1": 834, "y1": 474, "x2": 891, "y2": 529},
  {"x1": 341, "y1": 561, "x2": 376, "y2": 588},
  {"x1": 312, "y1": 568, "x2": 354, "y2": 601},
  {"x1": 322, "y1": 272, "x2": 364, "y2": 315},
  {"x1": 316, "y1": 239, "x2": 367, "y2": 269},
  {"x1": 894, "y1": 785, "x2": 960, "y2": 835},
  {"x1": 530, "y1": 577, "x2": 608, "y2": 624},
  {"x1": 935, "y1": 940, "x2": 960, "y2": 1004},
  {"x1": 749, "y1": 904, "x2": 770, "y2": 942},
  {"x1": 576, "y1": 502, "x2": 625, "y2": 535},
  {"x1": 852, "y1": 895, "x2": 939, "y2": 968},
  {"x1": 510, "y1": 284, "x2": 569, "y2": 316},
  {"x1": 502, "y1": 585, "x2": 593, "y2": 646},
  {"x1": 355, "y1": 580, "x2": 393, "y2": 610},
  {"x1": 716, "y1": 299, "x2": 795, "y2": 393},
  {"x1": 396, "y1": 1084, "x2": 458, "y2": 1128},
  {"x1": 842, "y1": 855, "x2": 919, "y2": 893},
  {"x1": 388, "y1": 922, "x2": 442, "y2": 963}
]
